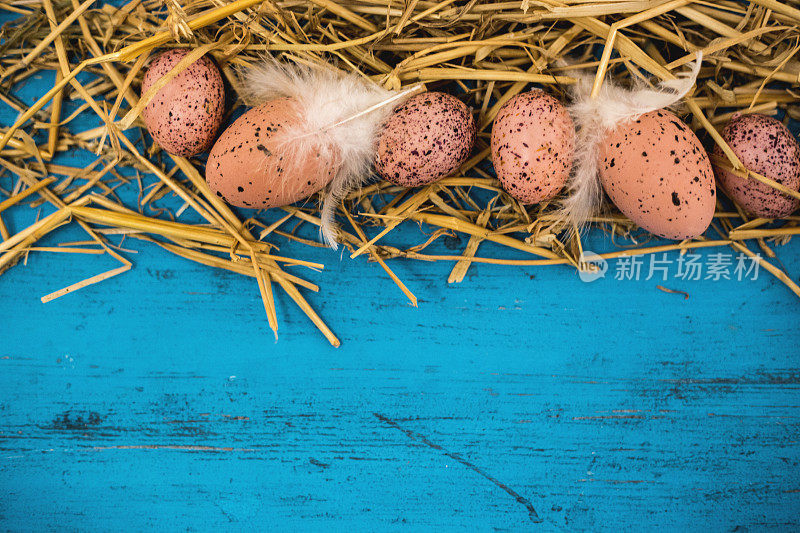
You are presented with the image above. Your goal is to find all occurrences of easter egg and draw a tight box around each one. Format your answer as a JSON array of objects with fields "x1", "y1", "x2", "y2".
[
  {"x1": 491, "y1": 90, "x2": 574, "y2": 203},
  {"x1": 206, "y1": 98, "x2": 337, "y2": 209},
  {"x1": 141, "y1": 49, "x2": 225, "y2": 157},
  {"x1": 376, "y1": 92, "x2": 475, "y2": 187},
  {"x1": 713, "y1": 113, "x2": 800, "y2": 218},
  {"x1": 599, "y1": 109, "x2": 715, "y2": 240}
]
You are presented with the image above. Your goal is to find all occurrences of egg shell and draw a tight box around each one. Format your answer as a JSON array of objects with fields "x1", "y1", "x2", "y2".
[
  {"x1": 141, "y1": 49, "x2": 225, "y2": 157},
  {"x1": 713, "y1": 113, "x2": 800, "y2": 218},
  {"x1": 599, "y1": 110, "x2": 715, "y2": 240},
  {"x1": 491, "y1": 90, "x2": 574, "y2": 204},
  {"x1": 206, "y1": 97, "x2": 336, "y2": 209},
  {"x1": 376, "y1": 92, "x2": 475, "y2": 187}
]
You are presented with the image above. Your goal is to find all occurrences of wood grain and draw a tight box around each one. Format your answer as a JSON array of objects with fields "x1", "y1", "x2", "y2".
[{"x1": 1, "y1": 219, "x2": 798, "y2": 530}]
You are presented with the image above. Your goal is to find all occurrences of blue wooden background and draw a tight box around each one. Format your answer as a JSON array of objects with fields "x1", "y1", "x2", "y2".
[{"x1": 1, "y1": 43, "x2": 800, "y2": 532}]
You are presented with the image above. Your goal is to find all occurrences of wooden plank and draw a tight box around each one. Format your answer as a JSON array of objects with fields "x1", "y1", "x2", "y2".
[{"x1": 1, "y1": 224, "x2": 798, "y2": 530}]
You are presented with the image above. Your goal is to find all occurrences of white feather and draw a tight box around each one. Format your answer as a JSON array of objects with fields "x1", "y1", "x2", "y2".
[
  {"x1": 240, "y1": 58, "x2": 420, "y2": 249},
  {"x1": 559, "y1": 53, "x2": 703, "y2": 231}
]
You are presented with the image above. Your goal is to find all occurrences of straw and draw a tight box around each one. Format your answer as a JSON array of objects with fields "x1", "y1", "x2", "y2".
[{"x1": 0, "y1": 0, "x2": 799, "y2": 346}]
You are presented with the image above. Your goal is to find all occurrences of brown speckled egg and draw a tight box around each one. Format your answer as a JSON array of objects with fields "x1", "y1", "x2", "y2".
[
  {"x1": 141, "y1": 49, "x2": 225, "y2": 157},
  {"x1": 599, "y1": 109, "x2": 715, "y2": 240},
  {"x1": 376, "y1": 92, "x2": 475, "y2": 187},
  {"x1": 206, "y1": 98, "x2": 336, "y2": 209},
  {"x1": 713, "y1": 113, "x2": 800, "y2": 218},
  {"x1": 491, "y1": 90, "x2": 574, "y2": 204}
]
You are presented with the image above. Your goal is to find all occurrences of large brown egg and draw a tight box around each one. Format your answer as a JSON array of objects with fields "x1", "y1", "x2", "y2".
[
  {"x1": 713, "y1": 113, "x2": 800, "y2": 218},
  {"x1": 599, "y1": 110, "x2": 715, "y2": 240},
  {"x1": 206, "y1": 98, "x2": 336, "y2": 209},
  {"x1": 376, "y1": 92, "x2": 475, "y2": 187},
  {"x1": 141, "y1": 49, "x2": 225, "y2": 157},
  {"x1": 491, "y1": 90, "x2": 574, "y2": 203}
]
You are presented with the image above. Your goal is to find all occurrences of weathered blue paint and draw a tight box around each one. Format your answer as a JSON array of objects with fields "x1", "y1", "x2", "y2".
[{"x1": 1, "y1": 60, "x2": 799, "y2": 531}]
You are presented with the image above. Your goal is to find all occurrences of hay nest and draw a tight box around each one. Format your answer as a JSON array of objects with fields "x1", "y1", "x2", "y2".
[{"x1": 0, "y1": 0, "x2": 798, "y2": 345}]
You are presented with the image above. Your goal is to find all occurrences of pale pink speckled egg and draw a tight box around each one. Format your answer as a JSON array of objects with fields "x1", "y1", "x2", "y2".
[
  {"x1": 206, "y1": 98, "x2": 337, "y2": 209},
  {"x1": 376, "y1": 92, "x2": 475, "y2": 187},
  {"x1": 713, "y1": 113, "x2": 800, "y2": 218},
  {"x1": 491, "y1": 90, "x2": 574, "y2": 204},
  {"x1": 141, "y1": 49, "x2": 225, "y2": 157},
  {"x1": 599, "y1": 109, "x2": 715, "y2": 240}
]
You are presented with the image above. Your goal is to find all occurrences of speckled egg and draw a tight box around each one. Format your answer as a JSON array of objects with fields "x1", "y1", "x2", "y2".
[
  {"x1": 206, "y1": 98, "x2": 336, "y2": 209},
  {"x1": 713, "y1": 113, "x2": 800, "y2": 218},
  {"x1": 376, "y1": 92, "x2": 475, "y2": 187},
  {"x1": 141, "y1": 49, "x2": 225, "y2": 157},
  {"x1": 599, "y1": 109, "x2": 715, "y2": 240},
  {"x1": 491, "y1": 90, "x2": 574, "y2": 204}
]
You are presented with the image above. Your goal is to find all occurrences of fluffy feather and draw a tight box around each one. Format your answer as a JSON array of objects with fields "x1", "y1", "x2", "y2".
[
  {"x1": 558, "y1": 54, "x2": 703, "y2": 231},
  {"x1": 240, "y1": 57, "x2": 420, "y2": 248}
]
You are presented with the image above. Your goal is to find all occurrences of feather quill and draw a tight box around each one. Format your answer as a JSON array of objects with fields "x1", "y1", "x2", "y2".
[
  {"x1": 558, "y1": 54, "x2": 703, "y2": 231},
  {"x1": 240, "y1": 58, "x2": 421, "y2": 249}
]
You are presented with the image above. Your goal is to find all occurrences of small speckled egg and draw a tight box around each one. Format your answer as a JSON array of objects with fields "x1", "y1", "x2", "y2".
[
  {"x1": 376, "y1": 92, "x2": 475, "y2": 187},
  {"x1": 141, "y1": 49, "x2": 225, "y2": 157},
  {"x1": 206, "y1": 98, "x2": 336, "y2": 209},
  {"x1": 491, "y1": 90, "x2": 574, "y2": 204},
  {"x1": 599, "y1": 109, "x2": 715, "y2": 240},
  {"x1": 713, "y1": 113, "x2": 800, "y2": 218}
]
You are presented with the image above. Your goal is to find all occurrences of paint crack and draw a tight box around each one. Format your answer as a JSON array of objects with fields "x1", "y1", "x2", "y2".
[{"x1": 374, "y1": 412, "x2": 542, "y2": 523}]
